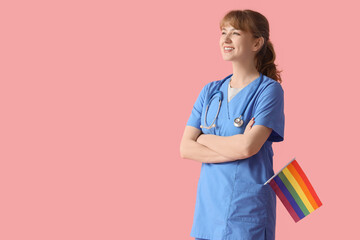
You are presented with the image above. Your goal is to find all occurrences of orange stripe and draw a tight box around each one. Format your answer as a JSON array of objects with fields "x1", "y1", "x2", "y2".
[
  {"x1": 288, "y1": 163, "x2": 318, "y2": 210},
  {"x1": 291, "y1": 160, "x2": 322, "y2": 208}
]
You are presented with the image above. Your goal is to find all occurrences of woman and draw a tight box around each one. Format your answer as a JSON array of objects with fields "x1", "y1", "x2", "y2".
[{"x1": 180, "y1": 9, "x2": 285, "y2": 240}]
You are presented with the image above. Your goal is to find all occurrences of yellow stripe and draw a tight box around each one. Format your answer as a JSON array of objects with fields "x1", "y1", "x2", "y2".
[{"x1": 283, "y1": 167, "x2": 314, "y2": 213}]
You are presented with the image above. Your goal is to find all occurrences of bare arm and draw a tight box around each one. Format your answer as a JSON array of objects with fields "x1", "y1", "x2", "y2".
[
  {"x1": 196, "y1": 118, "x2": 273, "y2": 159},
  {"x1": 196, "y1": 133, "x2": 250, "y2": 160},
  {"x1": 180, "y1": 126, "x2": 235, "y2": 163},
  {"x1": 244, "y1": 124, "x2": 272, "y2": 157}
]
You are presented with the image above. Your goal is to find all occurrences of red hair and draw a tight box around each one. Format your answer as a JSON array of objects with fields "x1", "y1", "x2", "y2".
[{"x1": 220, "y1": 9, "x2": 283, "y2": 84}]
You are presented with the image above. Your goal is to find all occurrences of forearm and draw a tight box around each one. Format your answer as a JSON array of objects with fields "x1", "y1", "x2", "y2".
[
  {"x1": 197, "y1": 133, "x2": 250, "y2": 160},
  {"x1": 181, "y1": 140, "x2": 236, "y2": 163}
]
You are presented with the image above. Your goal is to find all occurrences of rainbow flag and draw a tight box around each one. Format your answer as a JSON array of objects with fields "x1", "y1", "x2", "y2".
[{"x1": 264, "y1": 157, "x2": 322, "y2": 222}]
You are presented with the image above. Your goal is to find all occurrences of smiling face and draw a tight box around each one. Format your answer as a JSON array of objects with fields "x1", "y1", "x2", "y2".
[{"x1": 219, "y1": 23, "x2": 262, "y2": 62}]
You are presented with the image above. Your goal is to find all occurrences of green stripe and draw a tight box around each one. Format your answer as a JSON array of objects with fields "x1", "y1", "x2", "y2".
[{"x1": 279, "y1": 171, "x2": 310, "y2": 216}]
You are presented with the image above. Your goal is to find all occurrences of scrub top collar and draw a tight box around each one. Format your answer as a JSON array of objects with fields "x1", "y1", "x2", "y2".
[
  {"x1": 223, "y1": 73, "x2": 262, "y2": 95},
  {"x1": 222, "y1": 73, "x2": 263, "y2": 119}
]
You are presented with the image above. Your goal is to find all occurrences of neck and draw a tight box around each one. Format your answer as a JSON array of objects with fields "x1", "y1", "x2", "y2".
[{"x1": 230, "y1": 61, "x2": 260, "y2": 88}]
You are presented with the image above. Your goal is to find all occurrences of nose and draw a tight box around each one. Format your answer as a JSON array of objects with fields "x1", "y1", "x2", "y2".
[
  {"x1": 224, "y1": 33, "x2": 232, "y2": 42},
  {"x1": 225, "y1": 37, "x2": 232, "y2": 43}
]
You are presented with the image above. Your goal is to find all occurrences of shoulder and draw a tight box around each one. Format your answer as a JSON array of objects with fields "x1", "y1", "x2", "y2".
[
  {"x1": 254, "y1": 75, "x2": 284, "y2": 107},
  {"x1": 207, "y1": 74, "x2": 231, "y2": 90},
  {"x1": 199, "y1": 75, "x2": 229, "y2": 96},
  {"x1": 206, "y1": 79, "x2": 222, "y2": 91},
  {"x1": 258, "y1": 75, "x2": 284, "y2": 95}
]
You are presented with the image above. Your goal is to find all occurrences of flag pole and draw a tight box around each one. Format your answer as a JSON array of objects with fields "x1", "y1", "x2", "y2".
[{"x1": 263, "y1": 157, "x2": 296, "y2": 185}]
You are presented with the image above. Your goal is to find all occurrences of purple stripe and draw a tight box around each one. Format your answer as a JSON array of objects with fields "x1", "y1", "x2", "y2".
[{"x1": 274, "y1": 175, "x2": 305, "y2": 219}]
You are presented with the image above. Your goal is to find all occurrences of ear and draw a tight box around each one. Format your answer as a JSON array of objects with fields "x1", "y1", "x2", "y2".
[{"x1": 253, "y1": 36, "x2": 265, "y2": 52}]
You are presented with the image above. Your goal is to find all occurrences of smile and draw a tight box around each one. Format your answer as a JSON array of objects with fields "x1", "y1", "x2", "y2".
[{"x1": 224, "y1": 47, "x2": 234, "y2": 52}]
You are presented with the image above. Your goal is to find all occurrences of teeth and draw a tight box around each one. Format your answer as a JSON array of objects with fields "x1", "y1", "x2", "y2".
[{"x1": 225, "y1": 47, "x2": 234, "y2": 50}]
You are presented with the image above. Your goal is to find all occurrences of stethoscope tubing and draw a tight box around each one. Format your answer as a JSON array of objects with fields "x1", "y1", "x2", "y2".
[{"x1": 201, "y1": 73, "x2": 263, "y2": 129}]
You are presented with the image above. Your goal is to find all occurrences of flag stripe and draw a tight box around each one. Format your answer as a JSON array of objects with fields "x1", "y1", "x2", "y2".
[
  {"x1": 291, "y1": 160, "x2": 323, "y2": 208},
  {"x1": 273, "y1": 175, "x2": 305, "y2": 219},
  {"x1": 283, "y1": 167, "x2": 314, "y2": 212},
  {"x1": 287, "y1": 162, "x2": 319, "y2": 210},
  {"x1": 278, "y1": 172, "x2": 310, "y2": 216},
  {"x1": 269, "y1": 179, "x2": 300, "y2": 222}
]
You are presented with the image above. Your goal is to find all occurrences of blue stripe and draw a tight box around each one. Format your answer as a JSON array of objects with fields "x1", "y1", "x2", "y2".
[{"x1": 274, "y1": 175, "x2": 305, "y2": 219}]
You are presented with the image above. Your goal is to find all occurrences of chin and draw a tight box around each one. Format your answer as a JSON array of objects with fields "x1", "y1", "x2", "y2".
[{"x1": 222, "y1": 57, "x2": 235, "y2": 61}]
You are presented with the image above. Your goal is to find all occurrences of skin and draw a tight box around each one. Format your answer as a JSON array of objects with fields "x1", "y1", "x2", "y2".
[
  {"x1": 220, "y1": 23, "x2": 265, "y2": 87},
  {"x1": 180, "y1": 22, "x2": 272, "y2": 163}
]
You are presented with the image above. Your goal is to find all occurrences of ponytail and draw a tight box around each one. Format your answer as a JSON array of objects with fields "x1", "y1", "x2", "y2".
[{"x1": 255, "y1": 40, "x2": 283, "y2": 84}]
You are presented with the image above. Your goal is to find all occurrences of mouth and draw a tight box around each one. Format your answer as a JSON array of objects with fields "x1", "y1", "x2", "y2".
[{"x1": 224, "y1": 47, "x2": 234, "y2": 53}]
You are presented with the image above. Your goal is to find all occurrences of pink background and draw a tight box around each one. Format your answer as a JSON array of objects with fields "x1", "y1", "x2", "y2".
[{"x1": 1, "y1": 0, "x2": 359, "y2": 239}]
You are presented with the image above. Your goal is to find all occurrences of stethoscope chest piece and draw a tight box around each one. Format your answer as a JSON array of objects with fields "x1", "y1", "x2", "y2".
[
  {"x1": 233, "y1": 116, "x2": 244, "y2": 128},
  {"x1": 201, "y1": 73, "x2": 263, "y2": 130}
]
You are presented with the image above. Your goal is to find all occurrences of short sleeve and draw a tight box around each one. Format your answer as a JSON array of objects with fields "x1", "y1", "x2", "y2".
[
  {"x1": 253, "y1": 82, "x2": 285, "y2": 142},
  {"x1": 186, "y1": 84, "x2": 208, "y2": 130}
]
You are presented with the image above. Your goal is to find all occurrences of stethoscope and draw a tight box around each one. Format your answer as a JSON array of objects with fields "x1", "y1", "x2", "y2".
[{"x1": 200, "y1": 73, "x2": 263, "y2": 129}]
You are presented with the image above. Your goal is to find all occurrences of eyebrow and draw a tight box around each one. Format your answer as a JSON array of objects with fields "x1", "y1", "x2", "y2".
[{"x1": 221, "y1": 27, "x2": 239, "y2": 31}]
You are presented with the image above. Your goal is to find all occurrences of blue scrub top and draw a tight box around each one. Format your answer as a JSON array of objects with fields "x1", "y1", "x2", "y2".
[{"x1": 186, "y1": 73, "x2": 285, "y2": 240}]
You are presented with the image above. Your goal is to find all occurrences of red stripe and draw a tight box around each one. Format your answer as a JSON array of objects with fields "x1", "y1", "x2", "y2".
[
  {"x1": 269, "y1": 179, "x2": 300, "y2": 222},
  {"x1": 291, "y1": 160, "x2": 322, "y2": 208}
]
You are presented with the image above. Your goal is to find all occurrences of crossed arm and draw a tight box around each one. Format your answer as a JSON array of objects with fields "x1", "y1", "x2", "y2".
[{"x1": 180, "y1": 119, "x2": 272, "y2": 163}]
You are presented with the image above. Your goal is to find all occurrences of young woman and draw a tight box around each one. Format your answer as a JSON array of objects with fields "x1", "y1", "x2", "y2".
[{"x1": 180, "y1": 9, "x2": 285, "y2": 240}]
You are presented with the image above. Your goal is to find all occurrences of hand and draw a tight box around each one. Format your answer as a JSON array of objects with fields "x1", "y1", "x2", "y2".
[{"x1": 244, "y1": 117, "x2": 255, "y2": 135}]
